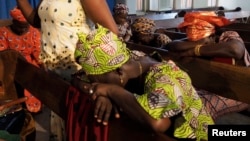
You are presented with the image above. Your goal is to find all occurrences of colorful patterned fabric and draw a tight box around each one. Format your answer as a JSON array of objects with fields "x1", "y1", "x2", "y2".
[
  {"x1": 156, "y1": 33, "x2": 172, "y2": 46},
  {"x1": 134, "y1": 60, "x2": 214, "y2": 140},
  {"x1": 0, "y1": 26, "x2": 41, "y2": 66},
  {"x1": 75, "y1": 24, "x2": 130, "y2": 75},
  {"x1": 178, "y1": 11, "x2": 231, "y2": 41},
  {"x1": 0, "y1": 21, "x2": 42, "y2": 113},
  {"x1": 113, "y1": 3, "x2": 129, "y2": 15},
  {"x1": 10, "y1": 7, "x2": 26, "y2": 22},
  {"x1": 211, "y1": 31, "x2": 250, "y2": 67},
  {"x1": 117, "y1": 22, "x2": 132, "y2": 41},
  {"x1": 132, "y1": 17, "x2": 156, "y2": 34}
]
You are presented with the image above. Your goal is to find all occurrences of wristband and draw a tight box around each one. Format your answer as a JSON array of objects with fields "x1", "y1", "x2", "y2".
[{"x1": 194, "y1": 44, "x2": 202, "y2": 56}]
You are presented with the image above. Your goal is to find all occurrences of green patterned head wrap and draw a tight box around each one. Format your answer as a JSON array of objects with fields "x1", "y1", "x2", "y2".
[{"x1": 75, "y1": 24, "x2": 130, "y2": 75}]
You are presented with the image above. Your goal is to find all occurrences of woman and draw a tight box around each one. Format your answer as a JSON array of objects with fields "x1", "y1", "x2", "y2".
[
  {"x1": 163, "y1": 11, "x2": 250, "y2": 66},
  {"x1": 113, "y1": 3, "x2": 132, "y2": 42},
  {"x1": 0, "y1": 7, "x2": 42, "y2": 113},
  {"x1": 72, "y1": 24, "x2": 249, "y2": 141},
  {"x1": 16, "y1": 0, "x2": 119, "y2": 140}
]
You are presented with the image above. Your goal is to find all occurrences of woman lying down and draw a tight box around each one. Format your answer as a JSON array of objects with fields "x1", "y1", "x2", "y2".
[{"x1": 71, "y1": 24, "x2": 249, "y2": 141}]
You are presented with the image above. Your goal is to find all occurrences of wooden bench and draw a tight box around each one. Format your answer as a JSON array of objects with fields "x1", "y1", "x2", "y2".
[
  {"x1": 0, "y1": 50, "x2": 175, "y2": 141},
  {"x1": 2, "y1": 41, "x2": 250, "y2": 141},
  {"x1": 126, "y1": 42, "x2": 250, "y2": 105},
  {"x1": 0, "y1": 19, "x2": 12, "y2": 27}
]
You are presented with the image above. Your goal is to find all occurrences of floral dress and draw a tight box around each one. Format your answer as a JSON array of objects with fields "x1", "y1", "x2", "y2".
[{"x1": 0, "y1": 25, "x2": 42, "y2": 113}]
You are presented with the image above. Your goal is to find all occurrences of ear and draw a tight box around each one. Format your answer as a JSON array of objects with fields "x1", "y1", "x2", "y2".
[{"x1": 115, "y1": 67, "x2": 123, "y2": 76}]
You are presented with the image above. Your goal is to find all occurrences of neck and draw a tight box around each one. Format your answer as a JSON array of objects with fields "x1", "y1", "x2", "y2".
[{"x1": 137, "y1": 61, "x2": 143, "y2": 76}]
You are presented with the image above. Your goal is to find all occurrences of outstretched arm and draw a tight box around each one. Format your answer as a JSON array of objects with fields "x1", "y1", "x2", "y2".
[
  {"x1": 16, "y1": 0, "x2": 41, "y2": 28},
  {"x1": 166, "y1": 38, "x2": 245, "y2": 60},
  {"x1": 89, "y1": 82, "x2": 171, "y2": 133},
  {"x1": 80, "y1": 0, "x2": 118, "y2": 34}
]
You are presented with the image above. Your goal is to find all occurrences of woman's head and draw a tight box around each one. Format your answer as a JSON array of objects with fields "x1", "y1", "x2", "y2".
[
  {"x1": 10, "y1": 7, "x2": 29, "y2": 35},
  {"x1": 178, "y1": 11, "x2": 231, "y2": 41},
  {"x1": 113, "y1": 3, "x2": 129, "y2": 16},
  {"x1": 75, "y1": 24, "x2": 131, "y2": 86}
]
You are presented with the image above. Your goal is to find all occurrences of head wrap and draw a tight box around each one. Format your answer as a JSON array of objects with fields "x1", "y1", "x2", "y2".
[
  {"x1": 178, "y1": 11, "x2": 231, "y2": 41},
  {"x1": 156, "y1": 33, "x2": 172, "y2": 46},
  {"x1": 131, "y1": 17, "x2": 156, "y2": 34},
  {"x1": 10, "y1": 7, "x2": 26, "y2": 22},
  {"x1": 75, "y1": 24, "x2": 130, "y2": 75},
  {"x1": 113, "y1": 3, "x2": 129, "y2": 15}
]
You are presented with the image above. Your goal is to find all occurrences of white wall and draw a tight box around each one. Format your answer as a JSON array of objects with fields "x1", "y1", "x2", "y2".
[
  {"x1": 125, "y1": 0, "x2": 250, "y2": 14},
  {"x1": 218, "y1": 0, "x2": 250, "y2": 11},
  {"x1": 116, "y1": 0, "x2": 137, "y2": 14},
  {"x1": 163, "y1": 0, "x2": 250, "y2": 11}
]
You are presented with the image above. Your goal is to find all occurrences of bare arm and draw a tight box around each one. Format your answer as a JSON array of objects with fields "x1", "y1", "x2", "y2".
[
  {"x1": 90, "y1": 83, "x2": 171, "y2": 133},
  {"x1": 166, "y1": 39, "x2": 245, "y2": 60},
  {"x1": 80, "y1": 0, "x2": 118, "y2": 34},
  {"x1": 16, "y1": 0, "x2": 41, "y2": 28}
]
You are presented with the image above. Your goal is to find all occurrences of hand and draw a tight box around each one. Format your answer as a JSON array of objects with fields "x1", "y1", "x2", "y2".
[
  {"x1": 88, "y1": 83, "x2": 114, "y2": 100},
  {"x1": 94, "y1": 96, "x2": 120, "y2": 125},
  {"x1": 71, "y1": 79, "x2": 121, "y2": 125}
]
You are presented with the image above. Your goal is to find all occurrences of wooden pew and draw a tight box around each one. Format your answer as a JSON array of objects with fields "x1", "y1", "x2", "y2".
[
  {"x1": 2, "y1": 43, "x2": 250, "y2": 141},
  {"x1": 0, "y1": 50, "x2": 175, "y2": 141}
]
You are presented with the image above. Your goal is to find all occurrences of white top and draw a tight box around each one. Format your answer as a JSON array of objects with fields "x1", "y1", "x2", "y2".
[{"x1": 38, "y1": 0, "x2": 92, "y2": 72}]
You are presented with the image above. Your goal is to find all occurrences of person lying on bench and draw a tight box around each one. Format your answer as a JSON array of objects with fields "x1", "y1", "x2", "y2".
[
  {"x1": 163, "y1": 11, "x2": 250, "y2": 67},
  {"x1": 71, "y1": 24, "x2": 249, "y2": 141}
]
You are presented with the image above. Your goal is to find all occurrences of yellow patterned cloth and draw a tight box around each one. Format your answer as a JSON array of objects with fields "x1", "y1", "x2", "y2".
[
  {"x1": 75, "y1": 24, "x2": 130, "y2": 75},
  {"x1": 135, "y1": 60, "x2": 214, "y2": 141}
]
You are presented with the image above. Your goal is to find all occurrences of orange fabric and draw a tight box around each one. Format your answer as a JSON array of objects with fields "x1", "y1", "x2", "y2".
[
  {"x1": 10, "y1": 7, "x2": 27, "y2": 22},
  {"x1": 0, "y1": 25, "x2": 42, "y2": 113},
  {"x1": 178, "y1": 11, "x2": 231, "y2": 41},
  {"x1": 24, "y1": 90, "x2": 41, "y2": 113},
  {"x1": 0, "y1": 26, "x2": 41, "y2": 66}
]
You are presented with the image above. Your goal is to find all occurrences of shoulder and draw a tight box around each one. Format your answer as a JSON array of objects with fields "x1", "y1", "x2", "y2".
[
  {"x1": 0, "y1": 26, "x2": 10, "y2": 36},
  {"x1": 219, "y1": 31, "x2": 243, "y2": 43}
]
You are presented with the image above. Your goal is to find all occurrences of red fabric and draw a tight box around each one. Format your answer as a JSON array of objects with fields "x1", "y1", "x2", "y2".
[
  {"x1": 212, "y1": 57, "x2": 235, "y2": 65},
  {"x1": 10, "y1": 7, "x2": 27, "y2": 22},
  {"x1": 66, "y1": 86, "x2": 109, "y2": 141},
  {"x1": 0, "y1": 21, "x2": 42, "y2": 113},
  {"x1": 0, "y1": 26, "x2": 41, "y2": 66}
]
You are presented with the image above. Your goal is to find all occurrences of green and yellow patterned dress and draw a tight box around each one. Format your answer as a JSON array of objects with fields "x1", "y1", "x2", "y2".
[{"x1": 134, "y1": 60, "x2": 214, "y2": 141}]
